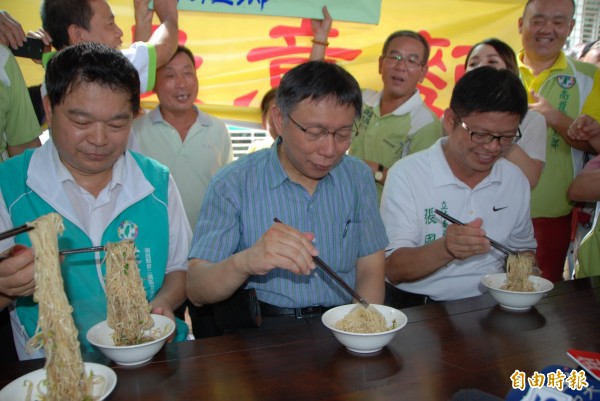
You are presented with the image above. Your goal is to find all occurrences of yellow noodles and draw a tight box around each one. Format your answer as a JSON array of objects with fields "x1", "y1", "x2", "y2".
[
  {"x1": 335, "y1": 305, "x2": 388, "y2": 334},
  {"x1": 503, "y1": 253, "x2": 535, "y2": 292},
  {"x1": 25, "y1": 213, "x2": 90, "y2": 401},
  {"x1": 105, "y1": 240, "x2": 153, "y2": 346},
  {"x1": 24, "y1": 371, "x2": 105, "y2": 401}
]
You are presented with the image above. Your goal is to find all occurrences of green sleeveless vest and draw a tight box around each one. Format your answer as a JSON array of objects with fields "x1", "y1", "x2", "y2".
[
  {"x1": 0, "y1": 150, "x2": 188, "y2": 353},
  {"x1": 576, "y1": 202, "x2": 600, "y2": 278},
  {"x1": 522, "y1": 57, "x2": 597, "y2": 218}
]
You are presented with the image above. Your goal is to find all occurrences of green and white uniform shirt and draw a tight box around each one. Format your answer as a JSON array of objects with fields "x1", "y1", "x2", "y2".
[
  {"x1": 350, "y1": 89, "x2": 442, "y2": 200},
  {"x1": 519, "y1": 50, "x2": 600, "y2": 218}
]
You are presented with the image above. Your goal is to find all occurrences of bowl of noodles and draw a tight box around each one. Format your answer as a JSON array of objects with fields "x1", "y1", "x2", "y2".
[
  {"x1": 321, "y1": 304, "x2": 407, "y2": 354},
  {"x1": 481, "y1": 273, "x2": 554, "y2": 312},
  {"x1": 481, "y1": 253, "x2": 554, "y2": 312},
  {"x1": 87, "y1": 314, "x2": 175, "y2": 366}
]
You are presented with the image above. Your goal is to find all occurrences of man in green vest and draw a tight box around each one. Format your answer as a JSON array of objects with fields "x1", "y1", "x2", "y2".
[
  {"x1": 517, "y1": 0, "x2": 600, "y2": 282},
  {"x1": 0, "y1": 42, "x2": 191, "y2": 360}
]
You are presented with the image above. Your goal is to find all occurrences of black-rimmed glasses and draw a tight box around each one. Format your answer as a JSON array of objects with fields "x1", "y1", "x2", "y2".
[
  {"x1": 287, "y1": 115, "x2": 357, "y2": 144},
  {"x1": 459, "y1": 120, "x2": 521, "y2": 146}
]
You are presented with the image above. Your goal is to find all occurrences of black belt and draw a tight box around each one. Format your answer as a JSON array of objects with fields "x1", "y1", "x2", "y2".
[
  {"x1": 384, "y1": 282, "x2": 435, "y2": 309},
  {"x1": 259, "y1": 302, "x2": 332, "y2": 319}
]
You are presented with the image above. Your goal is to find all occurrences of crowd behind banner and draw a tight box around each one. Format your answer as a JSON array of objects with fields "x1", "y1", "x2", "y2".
[{"x1": 4, "y1": 0, "x2": 524, "y2": 125}]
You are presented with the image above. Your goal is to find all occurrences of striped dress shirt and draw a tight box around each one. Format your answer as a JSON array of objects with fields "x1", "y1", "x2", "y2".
[{"x1": 190, "y1": 141, "x2": 388, "y2": 307}]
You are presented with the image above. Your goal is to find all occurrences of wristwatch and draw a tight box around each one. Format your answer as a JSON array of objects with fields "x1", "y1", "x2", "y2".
[{"x1": 374, "y1": 164, "x2": 384, "y2": 182}]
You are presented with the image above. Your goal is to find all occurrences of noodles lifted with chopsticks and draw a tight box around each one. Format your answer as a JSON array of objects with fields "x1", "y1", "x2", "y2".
[
  {"x1": 335, "y1": 305, "x2": 389, "y2": 334},
  {"x1": 502, "y1": 253, "x2": 535, "y2": 292},
  {"x1": 105, "y1": 240, "x2": 153, "y2": 346},
  {"x1": 26, "y1": 213, "x2": 92, "y2": 401}
]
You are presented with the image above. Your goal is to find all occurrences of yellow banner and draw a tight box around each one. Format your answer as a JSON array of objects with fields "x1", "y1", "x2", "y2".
[{"x1": 1, "y1": 0, "x2": 524, "y2": 126}]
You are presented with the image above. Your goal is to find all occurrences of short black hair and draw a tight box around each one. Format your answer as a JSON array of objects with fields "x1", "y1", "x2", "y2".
[
  {"x1": 45, "y1": 42, "x2": 140, "y2": 116},
  {"x1": 275, "y1": 61, "x2": 362, "y2": 120},
  {"x1": 450, "y1": 67, "x2": 527, "y2": 123},
  {"x1": 168, "y1": 45, "x2": 195, "y2": 66},
  {"x1": 41, "y1": 0, "x2": 93, "y2": 50},
  {"x1": 260, "y1": 88, "x2": 277, "y2": 120}
]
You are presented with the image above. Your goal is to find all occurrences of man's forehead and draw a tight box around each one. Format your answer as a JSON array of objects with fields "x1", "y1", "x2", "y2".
[
  {"x1": 386, "y1": 37, "x2": 426, "y2": 53},
  {"x1": 162, "y1": 53, "x2": 196, "y2": 71},
  {"x1": 90, "y1": 0, "x2": 114, "y2": 19},
  {"x1": 524, "y1": 0, "x2": 574, "y2": 18},
  {"x1": 461, "y1": 111, "x2": 520, "y2": 128},
  {"x1": 56, "y1": 83, "x2": 134, "y2": 118},
  {"x1": 289, "y1": 97, "x2": 357, "y2": 123}
]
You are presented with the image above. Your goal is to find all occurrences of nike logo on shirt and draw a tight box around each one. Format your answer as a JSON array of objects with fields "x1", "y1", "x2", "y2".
[{"x1": 493, "y1": 206, "x2": 508, "y2": 212}]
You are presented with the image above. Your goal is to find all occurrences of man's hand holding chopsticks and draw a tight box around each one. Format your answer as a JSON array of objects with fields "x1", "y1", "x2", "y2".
[
  {"x1": 0, "y1": 245, "x2": 35, "y2": 308},
  {"x1": 444, "y1": 218, "x2": 492, "y2": 260},
  {"x1": 241, "y1": 221, "x2": 318, "y2": 277}
]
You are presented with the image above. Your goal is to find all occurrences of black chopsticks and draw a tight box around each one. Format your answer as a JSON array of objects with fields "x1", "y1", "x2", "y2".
[
  {"x1": 1, "y1": 225, "x2": 105, "y2": 261},
  {"x1": 0, "y1": 225, "x2": 33, "y2": 241},
  {"x1": 59, "y1": 245, "x2": 106, "y2": 255},
  {"x1": 0, "y1": 245, "x2": 105, "y2": 262},
  {"x1": 273, "y1": 218, "x2": 370, "y2": 308},
  {"x1": 313, "y1": 254, "x2": 370, "y2": 308},
  {"x1": 434, "y1": 209, "x2": 517, "y2": 256}
]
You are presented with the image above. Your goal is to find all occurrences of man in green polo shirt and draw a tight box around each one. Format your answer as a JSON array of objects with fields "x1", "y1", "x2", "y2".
[
  {"x1": 517, "y1": 0, "x2": 600, "y2": 282},
  {"x1": 311, "y1": 11, "x2": 442, "y2": 201}
]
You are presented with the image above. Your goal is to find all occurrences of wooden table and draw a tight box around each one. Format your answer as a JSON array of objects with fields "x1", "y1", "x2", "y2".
[{"x1": 1, "y1": 277, "x2": 599, "y2": 400}]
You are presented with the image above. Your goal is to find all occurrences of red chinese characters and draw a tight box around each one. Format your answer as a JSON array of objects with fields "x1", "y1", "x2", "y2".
[
  {"x1": 247, "y1": 19, "x2": 361, "y2": 88},
  {"x1": 418, "y1": 30, "x2": 471, "y2": 117}
]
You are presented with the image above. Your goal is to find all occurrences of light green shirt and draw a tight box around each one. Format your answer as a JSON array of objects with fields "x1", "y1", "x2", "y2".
[
  {"x1": 0, "y1": 45, "x2": 41, "y2": 161},
  {"x1": 131, "y1": 106, "x2": 233, "y2": 229},
  {"x1": 519, "y1": 50, "x2": 600, "y2": 218},
  {"x1": 350, "y1": 89, "x2": 442, "y2": 200}
]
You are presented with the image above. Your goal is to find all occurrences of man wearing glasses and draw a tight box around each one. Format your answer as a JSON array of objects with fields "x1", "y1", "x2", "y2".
[
  {"x1": 353, "y1": 31, "x2": 442, "y2": 200},
  {"x1": 311, "y1": 12, "x2": 441, "y2": 201},
  {"x1": 187, "y1": 61, "x2": 387, "y2": 335},
  {"x1": 381, "y1": 67, "x2": 537, "y2": 308}
]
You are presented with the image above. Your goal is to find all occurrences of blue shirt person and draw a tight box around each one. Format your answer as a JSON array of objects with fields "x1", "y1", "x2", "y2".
[{"x1": 187, "y1": 61, "x2": 387, "y2": 328}]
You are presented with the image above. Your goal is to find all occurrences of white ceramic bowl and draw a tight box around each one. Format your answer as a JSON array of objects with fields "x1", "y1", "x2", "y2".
[
  {"x1": 481, "y1": 273, "x2": 554, "y2": 312},
  {"x1": 87, "y1": 314, "x2": 175, "y2": 366},
  {"x1": 0, "y1": 362, "x2": 116, "y2": 401},
  {"x1": 321, "y1": 304, "x2": 407, "y2": 354}
]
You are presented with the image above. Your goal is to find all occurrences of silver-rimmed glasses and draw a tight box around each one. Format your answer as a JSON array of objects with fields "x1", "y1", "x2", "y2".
[
  {"x1": 383, "y1": 53, "x2": 425, "y2": 70},
  {"x1": 287, "y1": 115, "x2": 357, "y2": 144}
]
